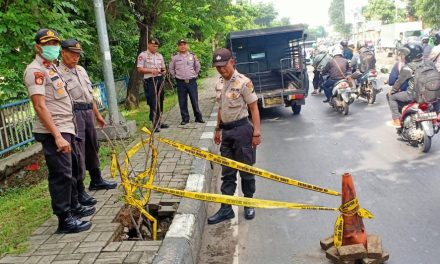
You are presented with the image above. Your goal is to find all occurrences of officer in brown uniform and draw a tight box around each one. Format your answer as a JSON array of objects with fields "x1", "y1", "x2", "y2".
[
  {"x1": 137, "y1": 38, "x2": 168, "y2": 132},
  {"x1": 169, "y1": 39, "x2": 204, "y2": 125},
  {"x1": 24, "y1": 29, "x2": 93, "y2": 233},
  {"x1": 208, "y1": 48, "x2": 261, "y2": 225},
  {"x1": 59, "y1": 39, "x2": 117, "y2": 205}
]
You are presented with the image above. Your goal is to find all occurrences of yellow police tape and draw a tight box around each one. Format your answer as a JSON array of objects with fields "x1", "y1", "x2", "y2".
[
  {"x1": 141, "y1": 127, "x2": 341, "y2": 196},
  {"x1": 333, "y1": 197, "x2": 374, "y2": 248}
]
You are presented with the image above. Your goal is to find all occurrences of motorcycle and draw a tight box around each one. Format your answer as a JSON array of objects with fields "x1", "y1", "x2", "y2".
[
  {"x1": 353, "y1": 69, "x2": 382, "y2": 104},
  {"x1": 397, "y1": 102, "x2": 439, "y2": 153},
  {"x1": 330, "y1": 79, "x2": 355, "y2": 115}
]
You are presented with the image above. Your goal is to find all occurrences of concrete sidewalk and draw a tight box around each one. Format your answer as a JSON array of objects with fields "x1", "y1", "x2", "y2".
[{"x1": 0, "y1": 75, "x2": 219, "y2": 264}]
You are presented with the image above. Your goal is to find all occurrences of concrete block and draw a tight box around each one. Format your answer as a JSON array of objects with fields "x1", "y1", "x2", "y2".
[
  {"x1": 338, "y1": 244, "x2": 367, "y2": 261},
  {"x1": 367, "y1": 234, "x2": 383, "y2": 259},
  {"x1": 118, "y1": 241, "x2": 135, "y2": 252},
  {"x1": 96, "y1": 120, "x2": 137, "y2": 141},
  {"x1": 123, "y1": 252, "x2": 143, "y2": 264},
  {"x1": 79, "y1": 252, "x2": 99, "y2": 264},
  {"x1": 325, "y1": 246, "x2": 340, "y2": 262},
  {"x1": 158, "y1": 205, "x2": 177, "y2": 216},
  {"x1": 152, "y1": 237, "x2": 193, "y2": 264},
  {"x1": 103, "y1": 242, "x2": 121, "y2": 252},
  {"x1": 0, "y1": 255, "x2": 29, "y2": 264},
  {"x1": 320, "y1": 235, "x2": 334, "y2": 250}
]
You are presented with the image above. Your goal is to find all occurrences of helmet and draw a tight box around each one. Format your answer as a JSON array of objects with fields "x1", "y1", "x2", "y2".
[
  {"x1": 312, "y1": 43, "x2": 317, "y2": 49},
  {"x1": 402, "y1": 43, "x2": 423, "y2": 63},
  {"x1": 422, "y1": 36, "x2": 429, "y2": 44},
  {"x1": 317, "y1": 45, "x2": 328, "y2": 53},
  {"x1": 348, "y1": 40, "x2": 355, "y2": 48},
  {"x1": 434, "y1": 32, "x2": 440, "y2": 46},
  {"x1": 331, "y1": 46, "x2": 343, "y2": 57},
  {"x1": 340, "y1": 40, "x2": 348, "y2": 47},
  {"x1": 356, "y1": 40, "x2": 365, "y2": 50}
]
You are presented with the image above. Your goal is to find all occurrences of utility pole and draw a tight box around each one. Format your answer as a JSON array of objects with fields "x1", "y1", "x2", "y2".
[{"x1": 93, "y1": 0, "x2": 120, "y2": 125}]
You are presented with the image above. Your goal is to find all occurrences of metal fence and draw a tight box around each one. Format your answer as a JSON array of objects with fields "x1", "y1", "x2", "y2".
[{"x1": 0, "y1": 78, "x2": 128, "y2": 156}]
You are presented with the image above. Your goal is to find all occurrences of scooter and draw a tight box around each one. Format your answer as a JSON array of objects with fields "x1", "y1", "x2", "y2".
[
  {"x1": 397, "y1": 102, "x2": 439, "y2": 153},
  {"x1": 353, "y1": 69, "x2": 382, "y2": 104},
  {"x1": 330, "y1": 79, "x2": 355, "y2": 115}
]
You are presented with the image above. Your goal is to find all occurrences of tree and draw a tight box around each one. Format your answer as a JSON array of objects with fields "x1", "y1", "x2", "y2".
[
  {"x1": 253, "y1": 2, "x2": 278, "y2": 27},
  {"x1": 415, "y1": 0, "x2": 440, "y2": 28},
  {"x1": 363, "y1": 0, "x2": 396, "y2": 24},
  {"x1": 328, "y1": 0, "x2": 351, "y2": 37}
]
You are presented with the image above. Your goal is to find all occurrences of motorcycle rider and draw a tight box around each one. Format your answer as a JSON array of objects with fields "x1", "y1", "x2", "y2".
[
  {"x1": 351, "y1": 41, "x2": 376, "y2": 88},
  {"x1": 387, "y1": 43, "x2": 435, "y2": 127},
  {"x1": 311, "y1": 45, "x2": 331, "y2": 95},
  {"x1": 422, "y1": 36, "x2": 433, "y2": 59},
  {"x1": 428, "y1": 32, "x2": 440, "y2": 71},
  {"x1": 321, "y1": 46, "x2": 351, "y2": 103},
  {"x1": 341, "y1": 40, "x2": 353, "y2": 60}
]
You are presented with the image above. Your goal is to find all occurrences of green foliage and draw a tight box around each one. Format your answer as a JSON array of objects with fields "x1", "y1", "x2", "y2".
[
  {"x1": 362, "y1": 0, "x2": 405, "y2": 24},
  {"x1": 305, "y1": 25, "x2": 328, "y2": 41},
  {"x1": 328, "y1": 0, "x2": 351, "y2": 36},
  {"x1": 415, "y1": 0, "x2": 440, "y2": 28}
]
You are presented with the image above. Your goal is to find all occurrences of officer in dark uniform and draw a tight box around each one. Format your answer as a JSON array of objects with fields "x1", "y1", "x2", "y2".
[
  {"x1": 169, "y1": 39, "x2": 204, "y2": 125},
  {"x1": 137, "y1": 38, "x2": 168, "y2": 132},
  {"x1": 59, "y1": 39, "x2": 117, "y2": 205},
  {"x1": 208, "y1": 48, "x2": 261, "y2": 225},
  {"x1": 24, "y1": 29, "x2": 93, "y2": 233}
]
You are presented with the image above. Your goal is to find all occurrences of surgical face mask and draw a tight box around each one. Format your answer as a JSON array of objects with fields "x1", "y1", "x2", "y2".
[{"x1": 41, "y1": 45, "x2": 61, "y2": 61}]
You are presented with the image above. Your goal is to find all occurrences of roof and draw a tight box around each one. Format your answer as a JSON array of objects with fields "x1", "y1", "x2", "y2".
[{"x1": 227, "y1": 24, "x2": 305, "y2": 40}]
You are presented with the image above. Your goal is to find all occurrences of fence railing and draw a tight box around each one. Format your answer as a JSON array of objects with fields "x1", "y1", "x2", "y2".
[{"x1": 0, "y1": 78, "x2": 129, "y2": 156}]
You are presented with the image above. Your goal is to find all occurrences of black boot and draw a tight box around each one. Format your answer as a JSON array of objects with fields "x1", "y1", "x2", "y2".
[
  {"x1": 57, "y1": 212, "x2": 92, "y2": 234},
  {"x1": 244, "y1": 207, "x2": 255, "y2": 220},
  {"x1": 89, "y1": 168, "x2": 117, "y2": 191},
  {"x1": 72, "y1": 204, "x2": 96, "y2": 218},
  {"x1": 78, "y1": 189, "x2": 97, "y2": 206},
  {"x1": 207, "y1": 204, "x2": 235, "y2": 225}
]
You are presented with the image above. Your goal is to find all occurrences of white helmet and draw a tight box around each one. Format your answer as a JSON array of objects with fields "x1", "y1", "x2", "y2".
[
  {"x1": 331, "y1": 46, "x2": 343, "y2": 56},
  {"x1": 317, "y1": 45, "x2": 328, "y2": 53}
]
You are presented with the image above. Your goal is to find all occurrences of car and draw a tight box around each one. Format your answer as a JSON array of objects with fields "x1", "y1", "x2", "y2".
[{"x1": 226, "y1": 24, "x2": 309, "y2": 114}]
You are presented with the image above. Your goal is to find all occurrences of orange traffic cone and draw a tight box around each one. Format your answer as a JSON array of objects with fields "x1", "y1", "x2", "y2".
[{"x1": 341, "y1": 172, "x2": 368, "y2": 248}]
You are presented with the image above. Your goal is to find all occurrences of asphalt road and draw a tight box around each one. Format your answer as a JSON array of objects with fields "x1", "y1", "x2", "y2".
[{"x1": 198, "y1": 72, "x2": 440, "y2": 264}]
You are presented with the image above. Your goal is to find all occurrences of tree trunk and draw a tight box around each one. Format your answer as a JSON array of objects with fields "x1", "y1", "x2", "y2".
[{"x1": 125, "y1": 20, "x2": 149, "y2": 110}]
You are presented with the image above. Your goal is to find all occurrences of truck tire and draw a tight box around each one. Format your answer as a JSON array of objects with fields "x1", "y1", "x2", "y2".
[{"x1": 292, "y1": 104, "x2": 301, "y2": 115}]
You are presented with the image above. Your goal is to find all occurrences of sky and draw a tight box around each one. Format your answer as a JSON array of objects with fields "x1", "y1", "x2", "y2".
[{"x1": 256, "y1": 0, "x2": 333, "y2": 27}]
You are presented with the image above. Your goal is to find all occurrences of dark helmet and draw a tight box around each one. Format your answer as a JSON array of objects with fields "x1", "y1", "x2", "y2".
[
  {"x1": 340, "y1": 40, "x2": 348, "y2": 47},
  {"x1": 434, "y1": 32, "x2": 440, "y2": 46},
  {"x1": 422, "y1": 36, "x2": 429, "y2": 44},
  {"x1": 402, "y1": 43, "x2": 423, "y2": 63}
]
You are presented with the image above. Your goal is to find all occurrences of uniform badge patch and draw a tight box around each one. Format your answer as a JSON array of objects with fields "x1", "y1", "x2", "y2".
[
  {"x1": 138, "y1": 55, "x2": 144, "y2": 61},
  {"x1": 246, "y1": 81, "x2": 254, "y2": 93},
  {"x1": 57, "y1": 88, "x2": 65, "y2": 95},
  {"x1": 232, "y1": 80, "x2": 241, "y2": 88},
  {"x1": 49, "y1": 69, "x2": 55, "y2": 76},
  {"x1": 57, "y1": 81, "x2": 64, "y2": 88},
  {"x1": 34, "y1": 72, "x2": 44, "y2": 85}
]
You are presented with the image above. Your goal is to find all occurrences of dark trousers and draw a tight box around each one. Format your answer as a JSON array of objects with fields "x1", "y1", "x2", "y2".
[
  {"x1": 75, "y1": 109, "x2": 101, "y2": 187},
  {"x1": 388, "y1": 91, "x2": 414, "y2": 119},
  {"x1": 312, "y1": 70, "x2": 320, "y2": 90},
  {"x1": 144, "y1": 76, "x2": 164, "y2": 127},
  {"x1": 220, "y1": 122, "x2": 256, "y2": 198},
  {"x1": 323, "y1": 78, "x2": 338, "y2": 100},
  {"x1": 34, "y1": 133, "x2": 80, "y2": 215},
  {"x1": 176, "y1": 78, "x2": 203, "y2": 122}
]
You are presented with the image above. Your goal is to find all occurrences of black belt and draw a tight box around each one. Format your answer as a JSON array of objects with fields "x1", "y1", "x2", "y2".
[
  {"x1": 73, "y1": 103, "x2": 93, "y2": 110},
  {"x1": 176, "y1": 78, "x2": 196, "y2": 84},
  {"x1": 220, "y1": 117, "x2": 249, "y2": 130}
]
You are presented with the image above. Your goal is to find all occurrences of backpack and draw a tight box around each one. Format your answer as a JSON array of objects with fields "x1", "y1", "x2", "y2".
[
  {"x1": 359, "y1": 50, "x2": 376, "y2": 72},
  {"x1": 413, "y1": 63, "x2": 440, "y2": 103}
]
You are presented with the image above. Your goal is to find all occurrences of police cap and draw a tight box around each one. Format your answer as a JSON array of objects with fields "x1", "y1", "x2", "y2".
[
  {"x1": 61, "y1": 39, "x2": 82, "y2": 53},
  {"x1": 212, "y1": 48, "x2": 232, "y2": 67},
  {"x1": 35, "y1": 28, "x2": 60, "y2": 44},
  {"x1": 177, "y1": 39, "x2": 187, "y2": 45},
  {"x1": 148, "y1": 38, "x2": 160, "y2": 46}
]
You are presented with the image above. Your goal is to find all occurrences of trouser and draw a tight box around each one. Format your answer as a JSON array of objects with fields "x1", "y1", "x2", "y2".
[
  {"x1": 220, "y1": 121, "x2": 256, "y2": 198},
  {"x1": 323, "y1": 78, "x2": 339, "y2": 100},
  {"x1": 34, "y1": 133, "x2": 81, "y2": 215},
  {"x1": 75, "y1": 109, "x2": 102, "y2": 188},
  {"x1": 388, "y1": 91, "x2": 414, "y2": 120},
  {"x1": 176, "y1": 78, "x2": 203, "y2": 122},
  {"x1": 312, "y1": 70, "x2": 320, "y2": 90},
  {"x1": 144, "y1": 76, "x2": 164, "y2": 127}
]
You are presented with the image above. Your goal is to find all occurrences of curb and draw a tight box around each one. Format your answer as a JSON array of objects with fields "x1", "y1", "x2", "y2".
[{"x1": 152, "y1": 108, "x2": 218, "y2": 264}]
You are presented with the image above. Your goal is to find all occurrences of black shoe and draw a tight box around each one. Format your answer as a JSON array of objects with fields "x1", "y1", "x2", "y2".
[
  {"x1": 72, "y1": 204, "x2": 96, "y2": 218},
  {"x1": 57, "y1": 214, "x2": 92, "y2": 234},
  {"x1": 244, "y1": 207, "x2": 255, "y2": 220},
  {"x1": 180, "y1": 121, "x2": 189, "y2": 125},
  {"x1": 207, "y1": 205, "x2": 235, "y2": 225},
  {"x1": 78, "y1": 190, "x2": 97, "y2": 206},
  {"x1": 160, "y1": 123, "x2": 169, "y2": 129},
  {"x1": 322, "y1": 99, "x2": 330, "y2": 103},
  {"x1": 89, "y1": 179, "x2": 117, "y2": 191},
  {"x1": 195, "y1": 118, "x2": 205, "y2": 123}
]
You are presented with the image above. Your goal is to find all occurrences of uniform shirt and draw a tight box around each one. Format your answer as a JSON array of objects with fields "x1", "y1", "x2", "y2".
[
  {"x1": 169, "y1": 52, "x2": 201, "y2": 80},
  {"x1": 59, "y1": 62, "x2": 94, "y2": 104},
  {"x1": 215, "y1": 70, "x2": 258, "y2": 124},
  {"x1": 428, "y1": 45, "x2": 440, "y2": 71},
  {"x1": 313, "y1": 52, "x2": 331, "y2": 71},
  {"x1": 137, "y1": 50, "x2": 165, "y2": 79},
  {"x1": 24, "y1": 55, "x2": 75, "y2": 135}
]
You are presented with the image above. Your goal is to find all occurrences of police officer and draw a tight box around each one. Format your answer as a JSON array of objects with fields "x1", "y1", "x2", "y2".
[
  {"x1": 169, "y1": 39, "x2": 204, "y2": 125},
  {"x1": 321, "y1": 47, "x2": 351, "y2": 103},
  {"x1": 59, "y1": 39, "x2": 117, "y2": 204},
  {"x1": 428, "y1": 32, "x2": 440, "y2": 71},
  {"x1": 137, "y1": 38, "x2": 168, "y2": 132},
  {"x1": 208, "y1": 48, "x2": 261, "y2": 225},
  {"x1": 24, "y1": 29, "x2": 93, "y2": 233}
]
